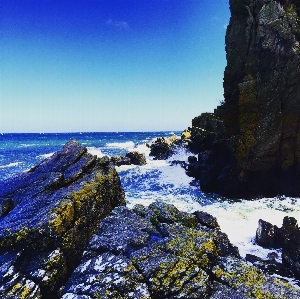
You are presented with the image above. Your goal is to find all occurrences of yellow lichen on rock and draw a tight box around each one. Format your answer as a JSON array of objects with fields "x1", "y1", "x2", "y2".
[{"x1": 49, "y1": 200, "x2": 74, "y2": 235}]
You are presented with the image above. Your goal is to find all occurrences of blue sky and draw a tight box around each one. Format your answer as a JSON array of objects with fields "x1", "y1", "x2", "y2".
[{"x1": 1, "y1": 0, "x2": 230, "y2": 133}]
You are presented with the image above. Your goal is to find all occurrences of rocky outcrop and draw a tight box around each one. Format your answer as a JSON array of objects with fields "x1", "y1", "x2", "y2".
[
  {"x1": 62, "y1": 201, "x2": 300, "y2": 298},
  {"x1": 0, "y1": 140, "x2": 125, "y2": 299},
  {"x1": 147, "y1": 135, "x2": 181, "y2": 160},
  {"x1": 255, "y1": 216, "x2": 300, "y2": 279},
  {"x1": 188, "y1": 0, "x2": 300, "y2": 198},
  {"x1": 111, "y1": 151, "x2": 147, "y2": 167},
  {"x1": 125, "y1": 151, "x2": 147, "y2": 165}
]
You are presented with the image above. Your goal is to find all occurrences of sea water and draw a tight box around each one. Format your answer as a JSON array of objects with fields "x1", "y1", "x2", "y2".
[{"x1": 1, "y1": 132, "x2": 300, "y2": 267}]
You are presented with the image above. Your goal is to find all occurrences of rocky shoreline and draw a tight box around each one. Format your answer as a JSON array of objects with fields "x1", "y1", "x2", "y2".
[{"x1": 0, "y1": 141, "x2": 300, "y2": 298}]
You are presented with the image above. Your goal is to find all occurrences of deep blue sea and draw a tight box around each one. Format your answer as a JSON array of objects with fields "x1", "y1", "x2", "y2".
[
  {"x1": 0, "y1": 132, "x2": 178, "y2": 180},
  {"x1": 1, "y1": 131, "x2": 300, "y2": 278}
]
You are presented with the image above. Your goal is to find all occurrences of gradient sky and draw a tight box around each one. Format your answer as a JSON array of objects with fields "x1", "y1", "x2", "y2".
[{"x1": 1, "y1": 0, "x2": 230, "y2": 133}]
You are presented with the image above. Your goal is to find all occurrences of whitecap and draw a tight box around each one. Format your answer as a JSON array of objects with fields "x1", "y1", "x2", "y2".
[
  {"x1": 87, "y1": 147, "x2": 105, "y2": 158},
  {"x1": 20, "y1": 144, "x2": 36, "y2": 147},
  {"x1": 36, "y1": 153, "x2": 54, "y2": 159},
  {"x1": 0, "y1": 162, "x2": 23, "y2": 168},
  {"x1": 106, "y1": 141, "x2": 135, "y2": 150}
]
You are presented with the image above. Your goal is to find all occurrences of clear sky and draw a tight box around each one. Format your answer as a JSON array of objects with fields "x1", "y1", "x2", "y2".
[{"x1": 1, "y1": 0, "x2": 230, "y2": 133}]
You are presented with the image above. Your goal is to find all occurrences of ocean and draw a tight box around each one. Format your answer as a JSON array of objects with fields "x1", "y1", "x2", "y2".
[{"x1": 1, "y1": 131, "x2": 300, "y2": 274}]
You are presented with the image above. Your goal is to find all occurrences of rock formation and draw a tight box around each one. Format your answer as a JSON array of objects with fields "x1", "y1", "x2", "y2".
[
  {"x1": 188, "y1": 0, "x2": 300, "y2": 197},
  {"x1": 256, "y1": 215, "x2": 300, "y2": 279},
  {"x1": 62, "y1": 201, "x2": 300, "y2": 298},
  {"x1": 0, "y1": 141, "x2": 125, "y2": 299},
  {"x1": 147, "y1": 135, "x2": 181, "y2": 160},
  {"x1": 110, "y1": 151, "x2": 147, "y2": 166},
  {"x1": 0, "y1": 144, "x2": 299, "y2": 299}
]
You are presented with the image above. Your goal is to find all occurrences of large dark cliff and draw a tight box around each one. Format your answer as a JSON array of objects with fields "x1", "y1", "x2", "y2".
[{"x1": 189, "y1": 0, "x2": 300, "y2": 198}]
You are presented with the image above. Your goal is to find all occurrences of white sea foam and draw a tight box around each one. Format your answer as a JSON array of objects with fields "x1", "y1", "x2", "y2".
[
  {"x1": 0, "y1": 162, "x2": 23, "y2": 168},
  {"x1": 119, "y1": 144, "x2": 300, "y2": 263},
  {"x1": 87, "y1": 147, "x2": 105, "y2": 158},
  {"x1": 20, "y1": 143, "x2": 37, "y2": 147},
  {"x1": 133, "y1": 143, "x2": 151, "y2": 156},
  {"x1": 201, "y1": 197, "x2": 300, "y2": 260},
  {"x1": 121, "y1": 151, "x2": 202, "y2": 213},
  {"x1": 106, "y1": 141, "x2": 135, "y2": 150},
  {"x1": 36, "y1": 153, "x2": 54, "y2": 159}
]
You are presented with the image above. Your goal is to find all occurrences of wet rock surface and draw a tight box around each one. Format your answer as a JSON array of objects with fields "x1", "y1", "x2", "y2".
[
  {"x1": 0, "y1": 140, "x2": 125, "y2": 299},
  {"x1": 255, "y1": 216, "x2": 300, "y2": 280},
  {"x1": 62, "y1": 202, "x2": 299, "y2": 299}
]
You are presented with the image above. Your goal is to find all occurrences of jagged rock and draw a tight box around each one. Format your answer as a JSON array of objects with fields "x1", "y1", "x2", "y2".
[
  {"x1": 194, "y1": 211, "x2": 220, "y2": 229},
  {"x1": 0, "y1": 140, "x2": 125, "y2": 299},
  {"x1": 188, "y1": 156, "x2": 197, "y2": 163},
  {"x1": 186, "y1": 0, "x2": 300, "y2": 198},
  {"x1": 245, "y1": 253, "x2": 294, "y2": 278},
  {"x1": 110, "y1": 156, "x2": 132, "y2": 167},
  {"x1": 61, "y1": 202, "x2": 298, "y2": 299},
  {"x1": 110, "y1": 151, "x2": 147, "y2": 166},
  {"x1": 212, "y1": 256, "x2": 300, "y2": 298},
  {"x1": 256, "y1": 219, "x2": 281, "y2": 248},
  {"x1": 147, "y1": 135, "x2": 181, "y2": 160},
  {"x1": 125, "y1": 151, "x2": 147, "y2": 166},
  {"x1": 187, "y1": 113, "x2": 226, "y2": 154},
  {"x1": 255, "y1": 216, "x2": 300, "y2": 279},
  {"x1": 281, "y1": 216, "x2": 300, "y2": 278}
]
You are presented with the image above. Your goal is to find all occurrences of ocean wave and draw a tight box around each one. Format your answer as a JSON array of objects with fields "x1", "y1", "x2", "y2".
[
  {"x1": 87, "y1": 147, "x2": 105, "y2": 158},
  {"x1": 0, "y1": 162, "x2": 23, "y2": 168},
  {"x1": 36, "y1": 153, "x2": 54, "y2": 159},
  {"x1": 20, "y1": 143, "x2": 37, "y2": 147},
  {"x1": 106, "y1": 141, "x2": 135, "y2": 149}
]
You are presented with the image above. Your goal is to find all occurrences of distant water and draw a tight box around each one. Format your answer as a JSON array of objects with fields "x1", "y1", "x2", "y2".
[{"x1": 1, "y1": 132, "x2": 300, "y2": 277}]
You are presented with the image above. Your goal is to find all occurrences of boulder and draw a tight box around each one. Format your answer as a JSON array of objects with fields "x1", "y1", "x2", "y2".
[
  {"x1": 110, "y1": 151, "x2": 147, "y2": 166},
  {"x1": 194, "y1": 210, "x2": 220, "y2": 230},
  {"x1": 110, "y1": 156, "x2": 132, "y2": 167},
  {"x1": 256, "y1": 219, "x2": 281, "y2": 248},
  {"x1": 0, "y1": 140, "x2": 125, "y2": 299},
  {"x1": 255, "y1": 216, "x2": 300, "y2": 279},
  {"x1": 125, "y1": 151, "x2": 147, "y2": 165},
  {"x1": 62, "y1": 201, "x2": 299, "y2": 298},
  {"x1": 245, "y1": 253, "x2": 294, "y2": 278},
  {"x1": 148, "y1": 135, "x2": 181, "y2": 160}
]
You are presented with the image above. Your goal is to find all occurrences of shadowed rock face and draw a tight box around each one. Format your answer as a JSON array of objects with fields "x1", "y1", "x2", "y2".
[
  {"x1": 0, "y1": 140, "x2": 125, "y2": 299},
  {"x1": 190, "y1": 0, "x2": 300, "y2": 198}
]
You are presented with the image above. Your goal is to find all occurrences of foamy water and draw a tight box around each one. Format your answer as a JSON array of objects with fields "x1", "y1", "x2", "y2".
[
  {"x1": 87, "y1": 147, "x2": 105, "y2": 158},
  {"x1": 36, "y1": 153, "x2": 54, "y2": 159},
  {"x1": 116, "y1": 143, "x2": 300, "y2": 263},
  {"x1": 106, "y1": 141, "x2": 135, "y2": 150},
  {"x1": 0, "y1": 162, "x2": 23, "y2": 168}
]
